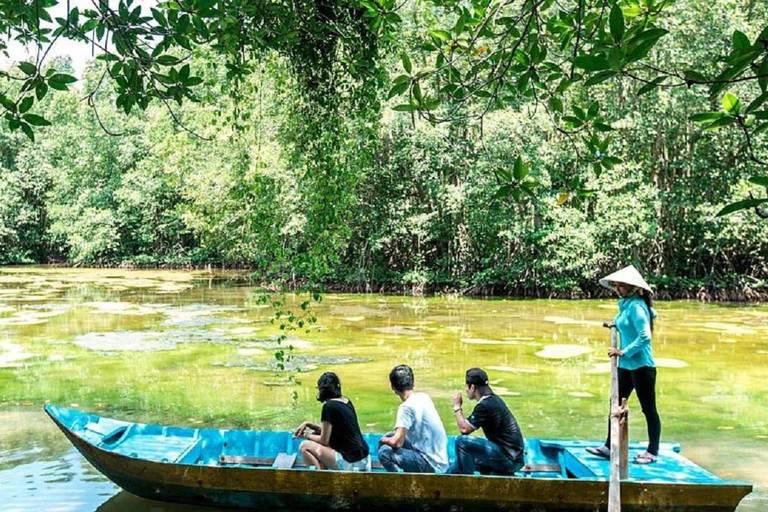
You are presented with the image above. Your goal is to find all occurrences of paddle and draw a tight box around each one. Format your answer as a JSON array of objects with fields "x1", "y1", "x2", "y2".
[{"x1": 608, "y1": 324, "x2": 622, "y2": 512}]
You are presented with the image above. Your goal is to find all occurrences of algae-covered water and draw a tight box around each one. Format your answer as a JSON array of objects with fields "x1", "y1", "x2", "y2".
[{"x1": 0, "y1": 267, "x2": 766, "y2": 511}]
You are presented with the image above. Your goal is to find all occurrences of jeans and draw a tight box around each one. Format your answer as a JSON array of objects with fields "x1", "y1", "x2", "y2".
[
  {"x1": 378, "y1": 434, "x2": 435, "y2": 473},
  {"x1": 604, "y1": 366, "x2": 661, "y2": 455},
  {"x1": 446, "y1": 436, "x2": 523, "y2": 475}
]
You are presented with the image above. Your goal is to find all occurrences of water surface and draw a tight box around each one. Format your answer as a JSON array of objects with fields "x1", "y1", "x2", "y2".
[{"x1": 0, "y1": 267, "x2": 766, "y2": 511}]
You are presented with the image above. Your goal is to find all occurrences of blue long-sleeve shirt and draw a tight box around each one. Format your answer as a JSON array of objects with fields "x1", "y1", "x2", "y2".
[{"x1": 613, "y1": 295, "x2": 656, "y2": 370}]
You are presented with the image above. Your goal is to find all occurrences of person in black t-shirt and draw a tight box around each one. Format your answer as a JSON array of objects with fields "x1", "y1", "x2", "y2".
[
  {"x1": 293, "y1": 372, "x2": 371, "y2": 471},
  {"x1": 446, "y1": 368, "x2": 525, "y2": 475}
]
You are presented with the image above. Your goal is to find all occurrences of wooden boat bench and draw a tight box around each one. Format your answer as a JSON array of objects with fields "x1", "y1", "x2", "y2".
[
  {"x1": 219, "y1": 454, "x2": 385, "y2": 470},
  {"x1": 219, "y1": 454, "x2": 558, "y2": 475}
]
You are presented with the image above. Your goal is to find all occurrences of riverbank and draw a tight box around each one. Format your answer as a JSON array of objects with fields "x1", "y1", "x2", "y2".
[{"x1": 4, "y1": 264, "x2": 765, "y2": 303}]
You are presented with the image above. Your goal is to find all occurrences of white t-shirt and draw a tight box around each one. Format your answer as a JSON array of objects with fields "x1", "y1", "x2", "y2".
[{"x1": 395, "y1": 392, "x2": 449, "y2": 472}]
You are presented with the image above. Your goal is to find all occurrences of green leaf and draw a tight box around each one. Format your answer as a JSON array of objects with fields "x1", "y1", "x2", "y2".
[
  {"x1": 584, "y1": 70, "x2": 618, "y2": 86},
  {"x1": 495, "y1": 184, "x2": 512, "y2": 200},
  {"x1": 637, "y1": 76, "x2": 667, "y2": 96},
  {"x1": 401, "y1": 53, "x2": 412, "y2": 74},
  {"x1": 587, "y1": 101, "x2": 600, "y2": 119},
  {"x1": 753, "y1": 122, "x2": 768, "y2": 137},
  {"x1": 412, "y1": 82, "x2": 423, "y2": 102},
  {"x1": 513, "y1": 156, "x2": 529, "y2": 180},
  {"x1": 573, "y1": 55, "x2": 611, "y2": 72},
  {"x1": 704, "y1": 116, "x2": 734, "y2": 131},
  {"x1": 157, "y1": 55, "x2": 180, "y2": 66},
  {"x1": 19, "y1": 97, "x2": 34, "y2": 114},
  {"x1": 35, "y1": 82, "x2": 48, "y2": 100},
  {"x1": 548, "y1": 96, "x2": 563, "y2": 114},
  {"x1": 184, "y1": 76, "x2": 203, "y2": 86},
  {"x1": 732, "y1": 30, "x2": 751, "y2": 50},
  {"x1": 722, "y1": 92, "x2": 741, "y2": 114},
  {"x1": 22, "y1": 113, "x2": 51, "y2": 126},
  {"x1": 716, "y1": 198, "x2": 768, "y2": 217},
  {"x1": 593, "y1": 122, "x2": 614, "y2": 132},
  {"x1": 388, "y1": 81, "x2": 409, "y2": 99},
  {"x1": 20, "y1": 122, "x2": 34, "y2": 142},
  {"x1": 683, "y1": 70, "x2": 707, "y2": 84},
  {"x1": 392, "y1": 104, "x2": 414, "y2": 112},
  {"x1": 748, "y1": 176, "x2": 768, "y2": 188},
  {"x1": 49, "y1": 73, "x2": 77, "y2": 84},
  {"x1": 429, "y1": 29, "x2": 451, "y2": 42},
  {"x1": 689, "y1": 112, "x2": 724, "y2": 123},
  {"x1": 18, "y1": 62, "x2": 36, "y2": 76},
  {"x1": 745, "y1": 92, "x2": 768, "y2": 114},
  {"x1": 609, "y1": 3, "x2": 624, "y2": 44},
  {"x1": 48, "y1": 80, "x2": 69, "y2": 91}
]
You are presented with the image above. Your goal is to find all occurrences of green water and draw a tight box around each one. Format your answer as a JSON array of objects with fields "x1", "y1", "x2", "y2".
[{"x1": 0, "y1": 267, "x2": 766, "y2": 511}]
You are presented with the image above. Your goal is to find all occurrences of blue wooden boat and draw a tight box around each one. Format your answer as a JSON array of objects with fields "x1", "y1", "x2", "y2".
[{"x1": 45, "y1": 404, "x2": 752, "y2": 511}]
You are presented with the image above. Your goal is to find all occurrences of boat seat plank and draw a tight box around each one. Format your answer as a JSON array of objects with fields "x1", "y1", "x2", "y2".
[
  {"x1": 219, "y1": 454, "x2": 384, "y2": 470},
  {"x1": 520, "y1": 463, "x2": 561, "y2": 473},
  {"x1": 273, "y1": 453, "x2": 297, "y2": 469}
]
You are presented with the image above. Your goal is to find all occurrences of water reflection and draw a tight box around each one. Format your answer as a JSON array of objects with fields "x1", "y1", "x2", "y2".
[{"x1": 0, "y1": 450, "x2": 117, "y2": 512}]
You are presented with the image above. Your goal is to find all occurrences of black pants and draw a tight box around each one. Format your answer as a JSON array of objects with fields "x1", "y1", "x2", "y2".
[{"x1": 603, "y1": 366, "x2": 661, "y2": 456}]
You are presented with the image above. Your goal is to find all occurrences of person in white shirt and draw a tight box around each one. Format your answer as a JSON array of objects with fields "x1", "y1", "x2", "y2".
[{"x1": 377, "y1": 365, "x2": 449, "y2": 473}]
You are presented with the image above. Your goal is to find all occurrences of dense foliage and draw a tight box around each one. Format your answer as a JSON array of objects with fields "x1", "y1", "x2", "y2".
[{"x1": 1, "y1": 0, "x2": 767, "y2": 297}]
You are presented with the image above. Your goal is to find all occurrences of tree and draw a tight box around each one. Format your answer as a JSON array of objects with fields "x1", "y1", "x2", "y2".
[{"x1": 1, "y1": 0, "x2": 766, "y2": 218}]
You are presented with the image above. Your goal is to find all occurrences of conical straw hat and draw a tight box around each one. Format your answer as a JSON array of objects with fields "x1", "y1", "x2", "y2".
[{"x1": 599, "y1": 265, "x2": 653, "y2": 294}]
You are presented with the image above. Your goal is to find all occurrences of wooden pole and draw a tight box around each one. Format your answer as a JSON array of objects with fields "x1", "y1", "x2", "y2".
[
  {"x1": 620, "y1": 397, "x2": 629, "y2": 480},
  {"x1": 609, "y1": 326, "x2": 621, "y2": 512}
]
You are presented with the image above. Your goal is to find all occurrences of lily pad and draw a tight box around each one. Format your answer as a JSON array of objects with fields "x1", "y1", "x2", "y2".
[
  {"x1": 237, "y1": 348, "x2": 267, "y2": 356},
  {"x1": 493, "y1": 386, "x2": 521, "y2": 397},
  {"x1": 73, "y1": 329, "x2": 234, "y2": 352},
  {"x1": 683, "y1": 322, "x2": 756, "y2": 335},
  {"x1": 587, "y1": 363, "x2": 611, "y2": 374},
  {"x1": 655, "y1": 358, "x2": 689, "y2": 368},
  {"x1": 215, "y1": 354, "x2": 369, "y2": 372},
  {"x1": 241, "y1": 336, "x2": 313, "y2": 350},
  {"x1": 535, "y1": 344, "x2": 592, "y2": 359},
  {"x1": 543, "y1": 316, "x2": 604, "y2": 327},
  {"x1": 83, "y1": 301, "x2": 158, "y2": 316},
  {"x1": 0, "y1": 342, "x2": 37, "y2": 368},
  {"x1": 369, "y1": 326, "x2": 423, "y2": 336},
  {"x1": 486, "y1": 365, "x2": 540, "y2": 374},
  {"x1": 460, "y1": 338, "x2": 520, "y2": 345}
]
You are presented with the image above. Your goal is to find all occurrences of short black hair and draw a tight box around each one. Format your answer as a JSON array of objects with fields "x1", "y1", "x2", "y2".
[
  {"x1": 465, "y1": 368, "x2": 490, "y2": 387},
  {"x1": 389, "y1": 365, "x2": 414, "y2": 392},
  {"x1": 316, "y1": 372, "x2": 342, "y2": 402}
]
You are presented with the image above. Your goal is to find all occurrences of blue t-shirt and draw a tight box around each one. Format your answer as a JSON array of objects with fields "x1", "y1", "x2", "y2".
[{"x1": 613, "y1": 295, "x2": 656, "y2": 370}]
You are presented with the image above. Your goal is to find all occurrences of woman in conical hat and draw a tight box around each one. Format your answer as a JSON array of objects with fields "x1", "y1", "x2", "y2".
[{"x1": 586, "y1": 265, "x2": 661, "y2": 464}]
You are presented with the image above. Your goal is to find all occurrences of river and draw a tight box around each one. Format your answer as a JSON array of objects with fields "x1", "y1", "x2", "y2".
[{"x1": 0, "y1": 267, "x2": 765, "y2": 511}]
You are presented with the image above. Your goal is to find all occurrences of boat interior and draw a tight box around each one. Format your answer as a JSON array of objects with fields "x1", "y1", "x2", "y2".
[{"x1": 47, "y1": 405, "x2": 739, "y2": 486}]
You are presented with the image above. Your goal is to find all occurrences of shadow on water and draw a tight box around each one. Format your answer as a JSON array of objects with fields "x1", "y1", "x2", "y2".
[{"x1": 97, "y1": 491, "x2": 238, "y2": 512}]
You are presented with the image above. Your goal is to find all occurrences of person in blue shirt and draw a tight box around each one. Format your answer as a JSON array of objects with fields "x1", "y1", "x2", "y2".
[{"x1": 586, "y1": 265, "x2": 661, "y2": 464}]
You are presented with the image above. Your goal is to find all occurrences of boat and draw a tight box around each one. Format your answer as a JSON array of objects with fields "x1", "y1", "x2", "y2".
[{"x1": 45, "y1": 404, "x2": 752, "y2": 511}]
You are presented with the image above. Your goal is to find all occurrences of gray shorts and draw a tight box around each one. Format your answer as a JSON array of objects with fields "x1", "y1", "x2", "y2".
[{"x1": 335, "y1": 452, "x2": 371, "y2": 472}]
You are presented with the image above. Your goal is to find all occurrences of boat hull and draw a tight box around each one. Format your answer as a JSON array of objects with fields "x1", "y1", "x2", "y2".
[{"x1": 46, "y1": 406, "x2": 751, "y2": 511}]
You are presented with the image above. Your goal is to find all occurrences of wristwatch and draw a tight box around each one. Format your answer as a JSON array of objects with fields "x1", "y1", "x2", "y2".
[{"x1": 453, "y1": 405, "x2": 462, "y2": 413}]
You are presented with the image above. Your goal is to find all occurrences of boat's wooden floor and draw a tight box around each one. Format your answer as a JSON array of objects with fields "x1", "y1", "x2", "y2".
[{"x1": 541, "y1": 440, "x2": 728, "y2": 484}]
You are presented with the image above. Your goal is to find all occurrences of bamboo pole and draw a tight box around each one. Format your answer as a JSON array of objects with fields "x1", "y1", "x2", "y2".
[
  {"x1": 620, "y1": 397, "x2": 629, "y2": 480},
  {"x1": 609, "y1": 326, "x2": 621, "y2": 512}
]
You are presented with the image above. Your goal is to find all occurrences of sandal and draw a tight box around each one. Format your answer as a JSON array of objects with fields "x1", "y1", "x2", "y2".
[
  {"x1": 585, "y1": 446, "x2": 611, "y2": 459},
  {"x1": 634, "y1": 452, "x2": 658, "y2": 464}
]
